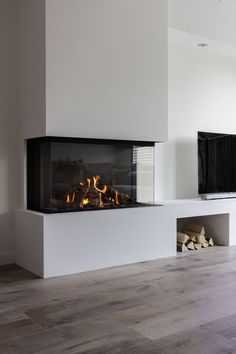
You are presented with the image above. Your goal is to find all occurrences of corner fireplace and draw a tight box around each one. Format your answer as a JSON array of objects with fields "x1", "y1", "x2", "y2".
[{"x1": 27, "y1": 137, "x2": 155, "y2": 213}]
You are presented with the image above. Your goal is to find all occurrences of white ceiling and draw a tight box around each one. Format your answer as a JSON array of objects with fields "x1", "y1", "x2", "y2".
[{"x1": 168, "y1": 0, "x2": 236, "y2": 47}]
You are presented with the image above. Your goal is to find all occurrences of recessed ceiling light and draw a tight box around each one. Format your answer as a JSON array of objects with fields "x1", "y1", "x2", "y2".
[{"x1": 197, "y1": 43, "x2": 209, "y2": 47}]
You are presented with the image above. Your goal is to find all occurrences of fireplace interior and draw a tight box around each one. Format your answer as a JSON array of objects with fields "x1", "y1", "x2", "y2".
[{"x1": 27, "y1": 137, "x2": 155, "y2": 213}]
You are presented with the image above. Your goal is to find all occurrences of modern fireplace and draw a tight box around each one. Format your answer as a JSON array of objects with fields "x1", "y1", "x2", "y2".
[{"x1": 27, "y1": 137, "x2": 155, "y2": 213}]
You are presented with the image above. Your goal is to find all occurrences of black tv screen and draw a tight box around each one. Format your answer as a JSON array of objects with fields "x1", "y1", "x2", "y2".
[{"x1": 198, "y1": 131, "x2": 236, "y2": 194}]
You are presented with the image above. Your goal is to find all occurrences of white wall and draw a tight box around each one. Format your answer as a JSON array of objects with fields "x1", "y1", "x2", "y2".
[
  {"x1": 17, "y1": 0, "x2": 46, "y2": 208},
  {"x1": 168, "y1": 0, "x2": 236, "y2": 47},
  {"x1": 45, "y1": 0, "x2": 168, "y2": 142},
  {"x1": 0, "y1": 0, "x2": 18, "y2": 264},
  {"x1": 156, "y1": 29, "x2": 236, "y2": 200},
  {"x1": 18, "y1": 0, "x2": 46, "y2": 140}
]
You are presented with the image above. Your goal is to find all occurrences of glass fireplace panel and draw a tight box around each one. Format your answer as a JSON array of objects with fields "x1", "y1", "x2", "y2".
[{"x1": 27, "y1": 137, "x2": 155, "y2": 213}]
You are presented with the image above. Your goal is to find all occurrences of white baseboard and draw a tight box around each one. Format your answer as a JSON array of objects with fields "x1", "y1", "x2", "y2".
[{"x1": 0, "y1": 252, "x2": 15, "y2": 265}]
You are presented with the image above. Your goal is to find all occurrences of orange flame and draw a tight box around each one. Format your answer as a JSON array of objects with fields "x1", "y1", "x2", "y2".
[
  {"x1": 66, "y1": 175, "x2": 121, "y2": 208},
  {"x1": 93, "y1": 175, "x2": 107, "y2": 194},
  {"x1": 99, "y1": 193, "x2": 104, "y2": 208},
  {"x1": 82, "y1": 198, "x2": 89, "y2": 206},
  {"x1": 87, "y1": 178, "x2": 91, "y2": 187},
  {"x1": 67, "y1": 193, "x2": 75, "y2": 204},
  {"x1": 115, "y1": 191, "x2": 119, "y2": 205}
]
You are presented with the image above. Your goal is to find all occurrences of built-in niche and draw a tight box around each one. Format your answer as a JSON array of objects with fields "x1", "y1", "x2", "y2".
[{"x1": 177, "y1": 214, "x2": 229, "y2": 250}]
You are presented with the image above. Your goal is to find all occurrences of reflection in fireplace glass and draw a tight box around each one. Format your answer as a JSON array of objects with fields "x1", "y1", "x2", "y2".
[{"x1": 27, "y1": 137, "x2": 155, "y2": 213}]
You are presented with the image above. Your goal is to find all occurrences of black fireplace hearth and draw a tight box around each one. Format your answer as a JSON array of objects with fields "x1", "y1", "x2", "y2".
[{"x1": 27, "y1": 137, "x2": 155, "y2": 213}]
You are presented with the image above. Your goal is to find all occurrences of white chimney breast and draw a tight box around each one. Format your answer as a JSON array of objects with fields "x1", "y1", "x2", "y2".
[{"x1": 44, "y1": 0, "x2": 168, "y2": 141}]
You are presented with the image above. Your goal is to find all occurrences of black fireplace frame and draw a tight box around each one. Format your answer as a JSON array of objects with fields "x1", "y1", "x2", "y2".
[{"x1": 27, "y1": 136, "x2": 155, "y2": 214}]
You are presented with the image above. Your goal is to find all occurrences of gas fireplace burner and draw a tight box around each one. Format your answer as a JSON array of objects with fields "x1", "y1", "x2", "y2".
[{"x1": 27, "y1": 137, "x2": 155, "y2": 213}]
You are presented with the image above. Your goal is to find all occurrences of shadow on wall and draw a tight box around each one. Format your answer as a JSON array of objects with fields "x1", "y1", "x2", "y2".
[
  {"x1": 175, "y1": 138, "x2": 198, "y2": 199},
  {"x1": 0, "y1": 135, "x2": 17, "y2": 260},
  {"x1": 0, "y1": 211, "x2": 15, "y2": 255}
]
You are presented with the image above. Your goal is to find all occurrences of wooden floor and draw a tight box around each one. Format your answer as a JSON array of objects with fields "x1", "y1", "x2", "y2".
[{"x1": 1, "y1": 247, "x2": 236, "y2": 353}]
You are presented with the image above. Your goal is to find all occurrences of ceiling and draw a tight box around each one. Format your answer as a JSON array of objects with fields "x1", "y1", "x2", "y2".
[{"x1": 168, "y1": 0, "x2": 236, "y2": 47}]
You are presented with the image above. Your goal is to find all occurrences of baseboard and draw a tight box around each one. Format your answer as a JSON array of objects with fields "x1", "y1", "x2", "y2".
[{"x1": 0, "y1": 252, "x2": 15, "y2": 265}]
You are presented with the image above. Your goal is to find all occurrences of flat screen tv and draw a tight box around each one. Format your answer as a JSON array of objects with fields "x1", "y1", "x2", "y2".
[{"x1": 198, "y1": 131, "x2": 236, "y2": 196}]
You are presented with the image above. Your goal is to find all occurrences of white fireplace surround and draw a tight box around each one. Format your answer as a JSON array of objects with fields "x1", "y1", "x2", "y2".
[
  {"x1": 12, "y1": 0, "x2": 170, "y2": 276},
  {"x1": 15, "y1": 198, "x2": 235, "y2": 278}
]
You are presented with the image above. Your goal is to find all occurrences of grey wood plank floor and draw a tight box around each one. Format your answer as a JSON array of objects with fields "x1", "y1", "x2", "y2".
[{"x1": 1, "y1": 246, "x2": 236, "y2": 353}]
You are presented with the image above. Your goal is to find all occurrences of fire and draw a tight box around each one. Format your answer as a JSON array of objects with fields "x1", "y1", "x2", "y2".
[
  {"x1": 66, "y1": 193, "x2": 75, "y2": 204},
  {"x1": 99, "y1": 193, "x2": 104, "y2": 208},
  {"x1": 115, "y1": 191, "x2": 119, "y2": 205},
  {"x1": 65, "y1": 175, "x2": 123, "y2": 209},
  {"x1": 93, "y1": 175, "x2": 107, "y2": 194},
  {"x1": 79, "y1": 198, "x2": 89, "y2": 208},
  {"x1": 82, "y1": 198, "x2": 89, "y2": 206},
  {"x1": 87, "y1": 178, "x2": 91, "y2": 189}
]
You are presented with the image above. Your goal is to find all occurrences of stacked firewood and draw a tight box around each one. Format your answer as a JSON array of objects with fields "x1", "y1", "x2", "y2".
[{"x1": 177, "y1": 223, "x2": 214, "y2": 252}]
